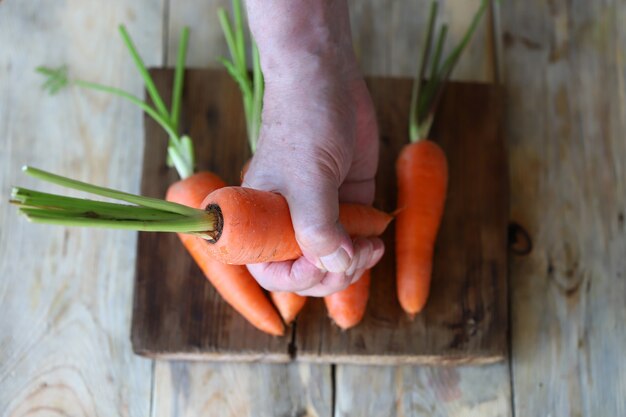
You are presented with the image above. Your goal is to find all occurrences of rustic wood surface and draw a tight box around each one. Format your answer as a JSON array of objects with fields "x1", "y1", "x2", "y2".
[
  {"x1": 502, "y1": 0, "x2": 626, "y2": 416},
  {"x1": 0, "y1": 1, "x2": 162, "y2": 416},
  {"x1": 4, "y1": 0, "x2": 625, "y2": 416},
  {"x1": 153, "y1": 362, "x2": 332, "y2": 417},
  {"x1": 133, "y1": 70, "x2": 508, "y2": 365}
]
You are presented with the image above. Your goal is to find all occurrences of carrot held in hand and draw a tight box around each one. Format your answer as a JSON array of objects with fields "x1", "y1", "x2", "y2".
[
  {"x1": 396, "y1": 1, "x2": 486, "y2": 315},
  {"x1": 199, "y1": 187, "x2": 392, "y2": 265},
  {"x1": 167, "y1": 172, "x2": 284, "y2": 336},
  {"x1": 241, "y1": 161, "x2": 306, "y2": 324}
]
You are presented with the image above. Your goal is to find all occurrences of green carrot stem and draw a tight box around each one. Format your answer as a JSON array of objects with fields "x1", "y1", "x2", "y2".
[
  {"x1": 13, "y1": 168, "x2": 220, "y2": 239},
  {"x1": 410, "y1": 0, "x2": 489, "y2": 141},
  {"x1": 232, "y1": 0, "x2": 246, "y2": 72},
  {"x1": 218, "y1": 9, "x2": 239, "y2": 67},
  {"x1": 219, "y1": 0, "x2": 263, "y2": 150},
  {"x1": 12, "y1": 188, "x2": 184, "y2": 221},
  {"x1": 171, "y1": 27, "x2": 190, "y2": 132},
  {"x1": 72, "y1": 80, "x2": 178, "y2": 139},
  {"x1": 22, "y1": 166, "x2": 202, "y2": 217},
  {"x1": 429, "y1": 24, "x2": 448, "y2": 80},
  {"x1": 21, "y1": 212, "x2": 214, "y2": 238},
  {"x1": 72, "y1": 79, "x2": 191, "y2": 179},
  {"x1": 118, "y1": 25, "x2": 171, "y2": 123},
  {"x1": 436, "y1": 0, "x2": 489, "y2": 82},
  {"x1": 409, "y1": 1, "x2": 438, "y2": 143}
]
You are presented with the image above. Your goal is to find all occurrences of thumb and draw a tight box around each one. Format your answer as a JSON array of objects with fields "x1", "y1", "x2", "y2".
[{"x1": 285, "y1": 178, "x2": 353, "y2": 273}]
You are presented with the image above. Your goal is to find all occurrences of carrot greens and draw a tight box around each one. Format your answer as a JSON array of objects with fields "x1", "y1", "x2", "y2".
[
  {"x1": 409, "y1": 0, "x2": 489, "y2": 142},
  {"x1": 12, "y1": 166, "x2": 217, "y2": 239},
  {"x1": 36, "y1": 26, "x2": 194, "y2": 179},
  {"x1": 218, "y1": 0, "x2": 264, "y2": 152}
]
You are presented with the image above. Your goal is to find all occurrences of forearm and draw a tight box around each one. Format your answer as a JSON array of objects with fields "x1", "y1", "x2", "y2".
[{"x1": 245, "y1": 0, "x2": 357, "y2": 85}]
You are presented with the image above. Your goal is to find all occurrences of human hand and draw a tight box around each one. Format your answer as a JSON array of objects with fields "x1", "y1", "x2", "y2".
[{"x1": 243, "y1": 0, "x2": 384, "y2": 297}]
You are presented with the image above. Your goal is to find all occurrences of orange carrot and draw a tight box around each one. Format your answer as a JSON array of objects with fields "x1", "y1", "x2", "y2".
[
  {"x1": 166, "y1": 172, "x2": 284, "y2": 336},
  {"x1": 240, "y1": 159, "x2": 307, "y2": 325},
  {"x1": 324, "y1": 270, "x2": 371, "y2": 329},
  {"x1": 270, "y1": 292, "x2": 307, "y2": 325},
  {"x1": 395, "y1": 140, "x2": 448, "y2": 315},
  {"x1": 199, "y1": 187, "x2": 392, "y2": 265},
  {"x1": 323, "y1": 205, "x2": 391, "y2": 329}
]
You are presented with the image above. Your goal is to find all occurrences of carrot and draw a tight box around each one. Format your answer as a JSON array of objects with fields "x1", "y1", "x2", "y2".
[
  {"x1": 240, "y1": 158, "x2": 307, "y2": 324},
  {"x1": 396, "y1": 1, "x2": 486, "y2": 315},
  {"x1": 395, "y1": 140, "x2": 448, "y2": 315},
  {"x1": 321, "y1": 205, "x2": 391, "y2": 328},
  {"x1": 199, "y1": 187, "x2": 392, "y2": 265},
  {"x1": 324, "y1": 270, "x2": 371, "y2": 329},
  {"x1": 166, "y1": 172, "x2": 284, "y2": 336},
  {"x1": 270, "y1": 292, "x2": 307, "y2": 325}
]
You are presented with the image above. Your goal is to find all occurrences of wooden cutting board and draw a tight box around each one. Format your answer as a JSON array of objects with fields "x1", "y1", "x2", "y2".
[{"x1": 131, "y1": 69, "x2": 508, "y2": 364}]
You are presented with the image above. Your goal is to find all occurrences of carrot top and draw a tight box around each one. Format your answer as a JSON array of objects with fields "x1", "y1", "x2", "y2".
[
  {"x1": 36, "y1": 26, "x2": 195, "y2": 179},
  {"x1": 12, "y1": 166, "x2": 219, "y2": 240},
  {"x1": 218, "y1": 0, "x2": 264, "y2": 152},
  {"x1": 409, "y1": 0, "x2": 490, "y2": 142}
]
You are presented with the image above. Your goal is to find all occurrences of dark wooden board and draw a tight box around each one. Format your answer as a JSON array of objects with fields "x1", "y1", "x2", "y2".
[{"x1": 131, "y1": 69, "x2": 507, "y2": 364}]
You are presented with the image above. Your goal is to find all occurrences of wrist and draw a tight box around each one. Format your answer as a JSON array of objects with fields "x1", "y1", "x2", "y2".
[{"x1": 246, "y1": 0, "x2": 358, "y2": 86}]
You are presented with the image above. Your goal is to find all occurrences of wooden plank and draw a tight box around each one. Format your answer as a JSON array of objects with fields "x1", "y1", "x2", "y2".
[
  {"x1": 132, "y1": 71, "x2": 507, "y2": 364},
  {"x1": 131, "y1": 69, "x2": 292, "y2": 361},
  {"x1": 335, "y1": 364, "x2": 511, "y2": 417},
  {"x1": 0, "y1": 1, "x2": 163, "y2": 415},
  {"x1": 501, "y1": 0, "x2": 626, "y2": 415},
  {"x1": 153, "y1": 362, "x2": 332, "y2": 417},
  {"x1": 296, "y1": 79, "x2": 508, "y2": 365}
]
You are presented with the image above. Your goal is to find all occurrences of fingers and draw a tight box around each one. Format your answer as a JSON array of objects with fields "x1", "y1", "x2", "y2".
[
  {"x1": 287, "y1": 177, "x2": 356, "y2": 273},
  {"x1": 246, "y1": 167, "x2": 357, "y2": 274},
  {"x1": 298, "y1": 237, "x2": 385, "y2": 296},
  {"x1": 247, "y1": 237, "x2": 385, "y2": 297},
  {"x1": 247, "y1": 258, "x2": 324, "y2": 292}
]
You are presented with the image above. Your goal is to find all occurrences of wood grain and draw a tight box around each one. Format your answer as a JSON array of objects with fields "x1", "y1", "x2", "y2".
[
  {"x1": 153, "y1": 362, "x2": 332, "y2": 417},
  {"x1": 132, "y1": 70, "x2": 508, "y2": 365},
  {"x1": 335, "y1": 364, "x2": 511, "y2": 417},
  {"x1": 501, "y1": 0, "x2": 626, "y2": 415},
  {"x1": 0, "y1": 0, "x2": 162, "y2": 415},
  {"x1": 296, "y1": 79, "x2": 508, "y2": 364}
]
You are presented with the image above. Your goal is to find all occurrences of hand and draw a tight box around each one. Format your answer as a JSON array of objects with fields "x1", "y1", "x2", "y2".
[{"x1": 243, "y1": 0, "x2": 384, "y2": 296}]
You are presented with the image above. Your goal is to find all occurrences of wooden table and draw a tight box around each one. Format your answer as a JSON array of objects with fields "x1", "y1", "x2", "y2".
[{"x1": 1, "y1": 1, "x2": 624, "y2": 416}]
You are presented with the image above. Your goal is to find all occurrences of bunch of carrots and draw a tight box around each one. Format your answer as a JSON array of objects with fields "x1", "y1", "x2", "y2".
[{"x1": 12, "y1": 0, "x2": 488, "y2": 335}]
